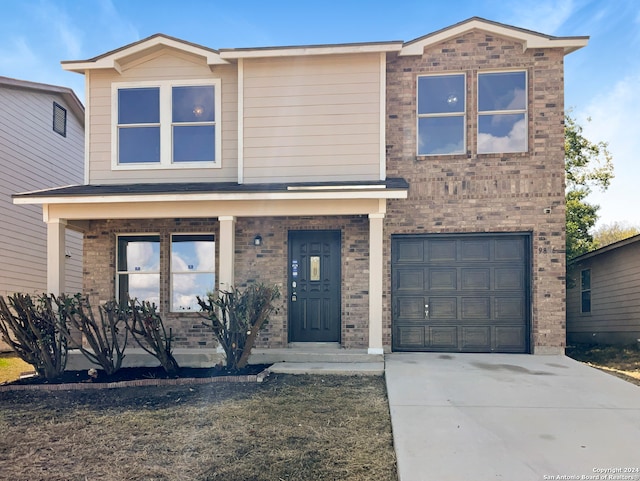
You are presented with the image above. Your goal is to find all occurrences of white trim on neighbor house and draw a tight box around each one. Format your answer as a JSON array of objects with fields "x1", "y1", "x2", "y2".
[
  {"x1": 110, "y1": 78, "x2": 222, "y2": 171},
  {"x1": 399, "y1": 17, "x2": 589, "y2": 56}
]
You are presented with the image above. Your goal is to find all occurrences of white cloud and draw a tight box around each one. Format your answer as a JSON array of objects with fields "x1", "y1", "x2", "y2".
[{"x1": 477, "y1": 117, "x2": 527, "y2": 154}]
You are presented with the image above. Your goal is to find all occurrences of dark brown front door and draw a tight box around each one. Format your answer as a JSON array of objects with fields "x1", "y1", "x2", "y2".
[
  {"x1": 288, "y1": 230, "x2": 341, "y2": 342},
  {"x1": 392, "y1": 234, "x2": 530, "y2": 353}
]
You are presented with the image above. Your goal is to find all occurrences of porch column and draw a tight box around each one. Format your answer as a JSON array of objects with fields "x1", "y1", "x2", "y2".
[
  {"x1": 368, "y1": 213, "x2": 385, "y2": 355},
  {"x1": 47, "y1": 219, "x2": 67, "y2": 295},
  {"x1": 218, "y1": 216, "x2": 236, "y2": 290}
]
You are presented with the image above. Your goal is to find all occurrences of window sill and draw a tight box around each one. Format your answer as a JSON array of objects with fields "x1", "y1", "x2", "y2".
[{"x1": 112, "y1": 162, "x2": 221, "y2": 171}]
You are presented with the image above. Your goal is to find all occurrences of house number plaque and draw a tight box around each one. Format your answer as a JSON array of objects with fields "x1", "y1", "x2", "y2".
[{"x1": 310, "y1": 256, "x2": 320, "y2": 281}]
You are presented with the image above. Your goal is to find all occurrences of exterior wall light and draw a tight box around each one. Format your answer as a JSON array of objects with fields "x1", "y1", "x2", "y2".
[{"x1": 253, "y1": 234, "x2": 263, "y2": 246}]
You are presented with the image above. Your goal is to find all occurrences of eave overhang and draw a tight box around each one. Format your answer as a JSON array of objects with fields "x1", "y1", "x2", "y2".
[
  {"x1": 400, "y1": 16, "x2": 588, "y2": 56},
  {"x1": 13, "y1": 179, "x2": 409, "y2": 206},
  {"x1": 219, "y1": 41, "x2": 403, "y2": 59},
  {"x1": 61, "y1": 34, "x2": 230, "y2": 74}
]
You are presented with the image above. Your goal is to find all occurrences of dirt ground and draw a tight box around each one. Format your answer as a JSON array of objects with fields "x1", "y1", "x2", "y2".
[
  {"x1": 566, "y1": 343, "x2": 640, "y2": 386},
  {"x1": 0, "y1": 373, "x2": 397, "y2": 481}
]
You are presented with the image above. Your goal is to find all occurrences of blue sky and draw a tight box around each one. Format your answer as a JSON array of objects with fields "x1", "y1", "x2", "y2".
[{"x1": 1, "y1": 0, "x2": 638, "y2": 229}]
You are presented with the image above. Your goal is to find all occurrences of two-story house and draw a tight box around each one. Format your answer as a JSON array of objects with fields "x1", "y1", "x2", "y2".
[
  {"x1": 0, "y1": 77, "x2": 84, "y2": 296},
  {"x1": 13, "y1": 18, "x2": 587, "y2": 363}
]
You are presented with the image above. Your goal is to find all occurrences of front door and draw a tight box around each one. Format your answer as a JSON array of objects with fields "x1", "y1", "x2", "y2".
[{"x1": 288, "y1": 230, "x2": 341, "y2": 342}]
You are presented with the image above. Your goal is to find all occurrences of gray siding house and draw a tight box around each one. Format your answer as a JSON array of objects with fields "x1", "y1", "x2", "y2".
[
  {"x1": 567, "y1": 235, "x2": 640, "y2": 345},
  {"x1": 0, "y1": 76, "x2": 84, "y2": 297}
]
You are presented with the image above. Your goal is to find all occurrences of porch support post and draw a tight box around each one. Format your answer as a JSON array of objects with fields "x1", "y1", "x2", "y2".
[
  {"x1": 47, "y1": 218, "x2": 67, "y2": 295},
  {"x1": 368, "y1": 213, "x2": 385, "y2": 355},
  {"x1": 218, "y1": 216, "x2": 236, "y2": 291}
]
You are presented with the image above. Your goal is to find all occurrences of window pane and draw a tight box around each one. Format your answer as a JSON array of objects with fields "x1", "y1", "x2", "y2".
[
  {"x1": 119, "y1": 127, "x2": 160, "y2": 164},
  {"x1": 117, "y1": 236, "x2": 160, "y2": 272},
  {"x1": 418, "y1": 75, "x2": 465, "y2": 114},
  {"x1": 418, "y1": 116, "x2": 464, "y2": 155},
  {"x1": 581, "y1": 269, "x2": 591, "y2": 290},
  {"x1": 171, "y1": 235, "x2": 215, "y2": 272},
  {"x1": 118, "y1": 88, "x2": 159, "y2": 124},
  {"x1": 478, "y1": 72, "x2": 526, "y2": 112},
  {"x1": 119, "y1": 273, "x2": 160, "y2": 305},
  {"x1": 581, "y1": 290, "x2": 591, "y2": 313},
  {"x1": 173, "y1": 125, "x2": 215, "y2": 162},
  {"x1": 173, "y1": 273, "x2": 215, "y2": 311},
  {"x1": 477, "y1": 113, "x2": 526, "y2": 153},
  {"x1": 173, "y1": 86, "x2": 215, "y2": 122}
]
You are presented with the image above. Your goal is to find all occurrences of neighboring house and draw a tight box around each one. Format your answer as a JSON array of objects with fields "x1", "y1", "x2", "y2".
[
  {"x1": 567, "y1": 235, "x2": 640, "y2": 345},
  {"x1": 13, "y1": 17, "x2": 587, "y2": 360},
  {"x1": 0, "y1": 76, "x2": 84, "y2": 297}
]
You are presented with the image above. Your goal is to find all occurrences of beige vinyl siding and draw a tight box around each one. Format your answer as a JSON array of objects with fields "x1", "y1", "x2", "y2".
[
  {"x1": 242, "y1": 53, "x2": 381, "y2": 183},
  {"x1": 567, "y1": 240, "x2": 640, "y2": 344},
  {"x1": 0, "y1": 86, "x2": 84, "y2": 296},
  {"x1": 87, "y1": 50, "x2": 238, "y2": 184}
]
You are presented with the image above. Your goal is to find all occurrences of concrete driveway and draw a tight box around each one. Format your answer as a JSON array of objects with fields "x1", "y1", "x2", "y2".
[{"x1": 385, "y1": 353, "x2": 640, "y2": 481}]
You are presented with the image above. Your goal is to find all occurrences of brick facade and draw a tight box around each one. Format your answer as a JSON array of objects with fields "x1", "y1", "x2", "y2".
[
  {"x1": 83, "y1": 216, "x2": 369, "y2": 349},
  {"x1": 384, "y1": 31, "x2": 567, "y2": 353}
]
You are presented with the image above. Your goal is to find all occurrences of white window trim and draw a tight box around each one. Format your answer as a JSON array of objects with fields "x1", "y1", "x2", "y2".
[
  {"x1": 111, "y1": 79, "x2": 222, "y2": 170},
  {"x1": 170, "y1": 233, "x2": 216, "y2": 312},
  {"x1": 116, "y1": 233, "x2": 161, "y2": 305},
  {"x1": 416, "y1": 72, "x2": 467, "y2": 157},
  {"x1": 477, "y1": 69, "x2": 528, "y2": 154}
]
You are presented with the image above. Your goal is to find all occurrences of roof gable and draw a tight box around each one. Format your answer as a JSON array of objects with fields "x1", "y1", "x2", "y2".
[
  {"x1": 400, "y1": 17, "x2": 588, "y2": 56},
  {"x1": 0, "y1": 76, "x2": 84, "y2": 125},
  {"x1": 61, "y1": 34, "x2": 230, "y2": 74}
]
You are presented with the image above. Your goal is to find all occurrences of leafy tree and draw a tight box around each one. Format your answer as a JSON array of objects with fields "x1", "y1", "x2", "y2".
[
  {"x1": 592, "y1": 222, "x2": 640, "y2": 248},
  {"x1": 565, "y1": 114, "x2": 614, "y2": 259}
]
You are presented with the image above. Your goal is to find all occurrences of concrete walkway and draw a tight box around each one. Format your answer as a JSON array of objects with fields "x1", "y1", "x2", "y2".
[{"x1": 385, "y1": 353, "x2": 640, "y2": 481}]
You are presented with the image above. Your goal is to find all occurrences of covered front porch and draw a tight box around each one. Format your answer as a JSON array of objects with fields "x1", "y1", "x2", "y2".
[{"x1": 14, "y1": 180, "x2": 408, "y2": 360}]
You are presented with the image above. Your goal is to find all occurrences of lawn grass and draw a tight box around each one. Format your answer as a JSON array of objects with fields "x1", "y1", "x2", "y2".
[
  {"x1": 0, "y1": 373, "x2": 398, "y2": 481},
  {"x1": 0, "y1": 352, "x2": 33, "y2": 383}
]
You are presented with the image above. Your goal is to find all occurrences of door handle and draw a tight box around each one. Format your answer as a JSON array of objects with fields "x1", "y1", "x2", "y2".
[{"x1": 425, "y1": 304, "x2": 429, "y2": 319}]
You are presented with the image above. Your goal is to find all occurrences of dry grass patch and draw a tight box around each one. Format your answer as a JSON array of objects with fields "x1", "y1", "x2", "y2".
[
  {"x1": 0, "y1": 374, "x2": 397, "y2": 481},
  {"x1": 566, "y1": 344, "x2": 640, "y2": 386},
  {"x1": 0, "y1": 352, "x2": 33, "y2": 383}
]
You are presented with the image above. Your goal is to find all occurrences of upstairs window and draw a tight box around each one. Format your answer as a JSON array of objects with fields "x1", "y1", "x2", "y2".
[
  {"x1": 417, "y1": 74, "x2": 466, "y2": 156},
  {"x1": 580, "y1": 269, "x2": 591, "y2": 314},
  {"x1": 53, "y1": 102, "x2": 67, "y2": 137},
  {"x1": 113, "y1": 80, "x2": 221, "y2": 169},
  {"x1": 477, "y1": 71, "x2": 527, "y2": 154}
]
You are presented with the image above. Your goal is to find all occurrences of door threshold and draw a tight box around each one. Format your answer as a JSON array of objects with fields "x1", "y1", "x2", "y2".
[{"x1": 287, "y1": 342, "x2": 341, "y2": 350}]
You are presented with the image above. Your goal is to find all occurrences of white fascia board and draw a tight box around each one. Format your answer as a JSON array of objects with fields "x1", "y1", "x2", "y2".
[
  {"x1": 14, "y1": 189, "x2": 408, "y2": 206},
  {"x1": 400, "y1": 19, "x2": 588, "y2": 56},
  {"x1": 221, "y1": 42, "x2": 403, "y2": 59},
  {"x1": 62, "y1": 37, "x2": 229, "y2": 73}
]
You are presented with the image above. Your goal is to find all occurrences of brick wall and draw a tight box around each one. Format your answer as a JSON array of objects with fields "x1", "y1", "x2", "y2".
[
  {"x1": 384, "y1": 31, "x2": 567, "y2": 353},
  {"x1": 83, "y1": 215, "x2": 369, "y2": 349},
  {"x1": 83, "y1": 218, "x2": 220, "y2": 349}
]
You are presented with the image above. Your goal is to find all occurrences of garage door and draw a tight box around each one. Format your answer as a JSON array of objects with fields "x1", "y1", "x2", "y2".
[{"x1": 392, "y1": 234, "x2": 530, "y2": 353}]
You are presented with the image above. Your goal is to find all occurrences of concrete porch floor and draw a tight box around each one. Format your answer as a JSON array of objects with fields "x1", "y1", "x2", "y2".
[{"x1": 65, "y1": 342, "x2": 385, "y2": 374}]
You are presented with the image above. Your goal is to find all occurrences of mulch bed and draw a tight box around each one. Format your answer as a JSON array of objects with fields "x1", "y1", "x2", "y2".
[{"x1": 0, "y1": 364, "x2": 272, "y2": 392}]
